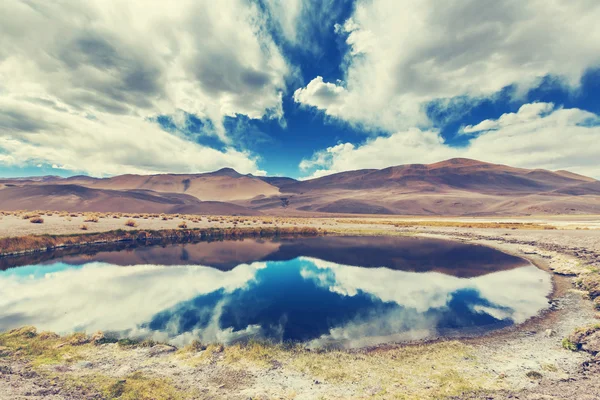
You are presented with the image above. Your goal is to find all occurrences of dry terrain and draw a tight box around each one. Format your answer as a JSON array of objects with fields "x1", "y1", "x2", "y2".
[
  {"x1": 2, "y1": 158, "x2": 600, "y2": 216},
  {"x1": 0, "y1": 213, "x2": 599, "y2": 399}
]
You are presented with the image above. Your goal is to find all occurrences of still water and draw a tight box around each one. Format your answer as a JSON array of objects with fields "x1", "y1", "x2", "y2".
[{"x1": 0, "y1": 236, "x2": 551, "y2": 348}]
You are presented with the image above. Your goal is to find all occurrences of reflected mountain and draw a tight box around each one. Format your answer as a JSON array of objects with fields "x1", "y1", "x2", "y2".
[
  {"x1": 2, "y1": 236, "x2": 526, "y2": 278},
  {"x1": 0, "y1": 236, "x2": 551, "y2": 348}
]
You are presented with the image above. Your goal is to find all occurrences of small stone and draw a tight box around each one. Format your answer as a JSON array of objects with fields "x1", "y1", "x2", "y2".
[
  {"x1": 76, "y1": 361, "x2": 93, "y2": 369},
  {"x1": 545, "y1": 329, "x2": 556, "y2": 337},
  {"x1": 581, "y1": 331, "x2": 600, "y2": 353},
  {"x1": 148, "y1": 344, "x2": 177, "y2": 356},
  {"x1": 525, "y1": 370, "x2": 543, "y2": 380}
]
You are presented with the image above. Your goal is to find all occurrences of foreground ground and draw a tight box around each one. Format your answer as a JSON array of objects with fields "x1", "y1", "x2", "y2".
[{"x1": 0, "y1": 212, "x2": 599, "y2": 399}]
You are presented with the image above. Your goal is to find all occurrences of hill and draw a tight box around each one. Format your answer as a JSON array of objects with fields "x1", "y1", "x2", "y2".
[{"x1": 1, "y1": 158, "x2": 599, "y2": 215}]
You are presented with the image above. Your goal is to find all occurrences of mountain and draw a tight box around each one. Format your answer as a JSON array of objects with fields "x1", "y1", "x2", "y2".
[
  {"x1": 0, "y1": 184, "x2": 260, "y2": 215},
  {"x1": 1, "y1": 158, "x2": 599, "y2": 215},
  {"x1": 245, "y1": 158, "x2": 600, "y2": 215},
  {"x1": 21, "y1": 169, "x2": 280, "y2": 202}
]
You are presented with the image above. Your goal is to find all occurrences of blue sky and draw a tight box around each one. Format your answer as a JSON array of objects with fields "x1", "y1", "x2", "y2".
[{"x1": 1, "y1": 0, "x2": 600, "y2": 179}]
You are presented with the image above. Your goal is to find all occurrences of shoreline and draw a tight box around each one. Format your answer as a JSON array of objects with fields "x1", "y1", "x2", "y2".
[{"x1": 1, "y1": 213, "x2": 599, "y2": 399}]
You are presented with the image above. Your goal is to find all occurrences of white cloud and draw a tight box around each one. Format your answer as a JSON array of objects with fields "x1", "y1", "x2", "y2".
[
  {"x1": 462, "y1": 102, "x2": 555, "y2": 134},
  {"x1": 0, "y1": 261, "x2": 266, "y2": 336},
  {"x1": 0, "y1": 97, "x2": 264, "y2": 176},
  {"x1": 294, "y1": 0, "x2": 600, "y2": 131},
  {"x1": 0, "y1": 0, "x2": 290, "y2": 174},
  {"x1": 263, "y1": 0, "x2": 304, "y2": 44},
  {"x1": 301, "y1": 103, "x2": 600, "y2": 179},
  {"x1": 302, "y1": 258, "x2": 551, "y2": 348}
]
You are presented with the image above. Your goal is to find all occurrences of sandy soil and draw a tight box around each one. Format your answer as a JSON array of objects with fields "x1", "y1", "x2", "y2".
[
  {"x1": 1, "y1": 214, "x2": 599, "y2": 399},
  {"x1": 1, "y1": 212, "x2": 600, "y2": 238}
]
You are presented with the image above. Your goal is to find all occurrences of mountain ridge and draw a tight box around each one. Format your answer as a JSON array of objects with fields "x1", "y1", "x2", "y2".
[{"x1": 1, "y1": 158, "x2": 598, "y2": 216}]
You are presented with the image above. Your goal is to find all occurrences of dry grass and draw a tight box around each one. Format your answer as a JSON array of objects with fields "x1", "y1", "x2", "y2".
[
  {"x1": 0, "y1": 327, "x2": 194, "y2": 399},
  {"x1": 0, "y1": 226, "x2": 321, "y2": 256},
  {"x1": 83, "y1": 215, "x2": 99, "y2": 223},
  {"x1": 0, "y1": 326, "x2": 86, "y2": 367},
  {"x1": 63, "y1": 371, "x2": 194, "y2": 400},
  {"x1": 191, "y1": 340, "x2": 496, "y2": 399},
  {"x1": 335, "y1": 219, "x2": 557, "y2": 230}
]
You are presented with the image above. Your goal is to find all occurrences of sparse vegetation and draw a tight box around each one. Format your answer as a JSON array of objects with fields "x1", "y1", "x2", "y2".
[
  {"x1": 84, "y1": 215, "x2": 99, "y2": 223},
  {"x1": 0, "y1": 226, "x2": 321, "y2": 256},
  {"x1": 80, "y1": 224, "x2": 88, "y2": 231},
  {"x1": 178, "y1": 221, "x2": 188, "y2": 229},
  {"x1": 335, "y1": 219, "x2": 558, "y2": 230},
  {"x1": 29, "y1": 216, "x2": 44, "y2": 224},
  {"x1": 125, "y1": 219, "x2": 138, "y2": 227}
]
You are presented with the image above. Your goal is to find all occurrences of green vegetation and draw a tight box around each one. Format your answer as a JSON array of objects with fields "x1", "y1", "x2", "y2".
[
  {"x1": 0, "y1": 326, "x2": 86, "y2": 367},
  {"x1": 187, "y1": 339, "x2": 496, "y2": 399},
  {"x1": 63, "y1": 371, "x2": 193, "y2": 400},
  {"x1": 562, "y1": 337, "x2": 579, "y2": 351}
]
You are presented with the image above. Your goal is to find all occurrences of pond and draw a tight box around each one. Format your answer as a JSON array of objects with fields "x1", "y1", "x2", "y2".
[{"x1": 0, "y1": 236, "x2": 552, "y2": 348}]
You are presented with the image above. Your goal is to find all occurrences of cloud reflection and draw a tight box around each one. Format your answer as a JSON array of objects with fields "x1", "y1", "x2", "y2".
[{"x1": 0, "y1": 254, "x2": 551, "y2": 348}]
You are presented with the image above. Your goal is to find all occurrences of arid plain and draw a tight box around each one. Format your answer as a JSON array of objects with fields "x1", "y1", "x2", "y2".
[{"x1": 1, "y1": 210, "x2": 599, "y2": 399}]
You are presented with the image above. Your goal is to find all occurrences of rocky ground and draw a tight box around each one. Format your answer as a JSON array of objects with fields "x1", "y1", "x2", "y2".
[{"x1": 0, "y1": 215, "x2": 599, "y2": 399}]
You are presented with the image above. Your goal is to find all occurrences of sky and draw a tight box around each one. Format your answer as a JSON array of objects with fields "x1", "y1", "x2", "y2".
[{"x1": 1, "y1": 0, "x2": 600, "y2": 179}]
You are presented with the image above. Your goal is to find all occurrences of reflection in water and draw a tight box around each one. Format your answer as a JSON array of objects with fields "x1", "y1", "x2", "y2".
[{"x1": 0, "y1": 237, "x2": 552, "y2": 348}]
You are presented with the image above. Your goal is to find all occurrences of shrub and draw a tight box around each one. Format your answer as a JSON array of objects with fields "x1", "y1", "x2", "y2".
[
  {"x1": 80, "y1": 224, "x2": 88, "y2": 231},
  {"x1": 84, "y1": 215, "x2": 99, "y2": 223},
  {"x1": 562, "y1": 337, "x2": 579, "y2": 351},
  {"x1": 185, "y1": 339, "x2": 207, "y2": 352},
  {"x1": 125, "y1": 219, "x2": 138, "y2": 227},
  {"x1": 29, "y1": 217, "x2": 44, "y2": 224},
  {"x1": 178, "y1": 221, "x2": 188, "y2": 229}
]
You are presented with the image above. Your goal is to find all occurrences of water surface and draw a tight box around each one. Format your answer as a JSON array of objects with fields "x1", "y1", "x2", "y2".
[{"x1": 0, "y1": 236, "x2": 551, "y2": 348}]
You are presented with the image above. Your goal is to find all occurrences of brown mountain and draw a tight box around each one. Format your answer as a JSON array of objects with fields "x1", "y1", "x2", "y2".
[
  {"x1": 246, "y1": 158, "x2": 600, "y2": 215},
  {"x1": 0, "y1": 184, "x2": 260, "y2": 215},
  {"x1": 41, "y1": 168, "x2": 280, "y2": 201},
  {"x1": 1, "y1": 158, "x2": 599, "y2": 215}
]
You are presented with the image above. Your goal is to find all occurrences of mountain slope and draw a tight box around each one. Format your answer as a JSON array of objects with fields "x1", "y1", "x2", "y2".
[
  {"x1": 37, "y1": 168, "x2": 280, "y2": 202},
  {"x1": 0, "y1": 184, "x2": 260, "y2": 215},
  {"x1": 247, "y1": 158, "x2": 600, "y2": 215},
  {"x1": 1, "y1": 158, "x2": 598, "y2": 216}
]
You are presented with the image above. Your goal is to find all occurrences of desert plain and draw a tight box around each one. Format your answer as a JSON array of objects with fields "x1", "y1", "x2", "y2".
[{"x1": 0, "y1": 211, "x2": 599, "y2": 400}]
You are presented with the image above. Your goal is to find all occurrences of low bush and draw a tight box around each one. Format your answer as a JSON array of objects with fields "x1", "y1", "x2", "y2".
[
  {"x1": 29, "y1": 217, "x2": 44, "y2": 224},
  {"x1": 125, "y1": 219, "x2": 138, "y2": 227}
]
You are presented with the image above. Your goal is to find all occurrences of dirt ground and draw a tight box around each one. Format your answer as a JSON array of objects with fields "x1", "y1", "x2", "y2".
[{"x1": 0, "y1": 213, "x2": 599, "y2": 399}]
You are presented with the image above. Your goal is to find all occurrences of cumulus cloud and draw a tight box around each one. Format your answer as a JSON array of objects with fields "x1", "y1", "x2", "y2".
[
  {"x1": 0, "y1": 261, "x2": 266, "y2": 336},
  {"x1": 294, "y1": 0, "x2": 600, "y2": 131},
  {"x1": 301, "y1": 103, "x2": 600, "y2": 179},
  {"x1": 0, "y1": 97, "x2": 265, "y2": 176},
  {"x1": 302, "y1": 258, "x2": 551, "y2": 348},
  {"x1": 0, "y1": 0, "x2": 290, "y2": 175}
]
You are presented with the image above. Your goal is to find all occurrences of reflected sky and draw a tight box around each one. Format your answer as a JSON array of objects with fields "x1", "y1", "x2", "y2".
[{"x1": 0, "y1": 237, "x2": 552, "y2": 348}]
